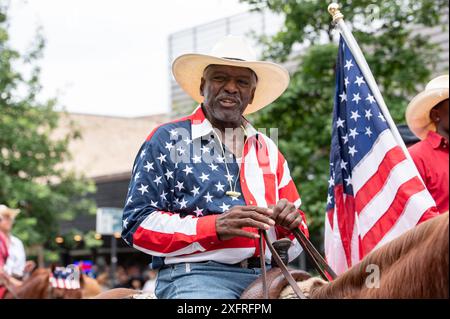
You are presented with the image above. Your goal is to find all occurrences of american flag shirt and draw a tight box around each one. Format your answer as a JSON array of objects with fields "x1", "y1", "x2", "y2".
[{"x1": 122, "y1": 106, "x2": 309, "y2": 269}]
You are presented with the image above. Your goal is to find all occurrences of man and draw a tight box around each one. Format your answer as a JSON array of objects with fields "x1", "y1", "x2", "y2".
[
  {"x1": 122, "y1": 36, "x2": 309, "y2": 299},
  {"x1": 406, "y1": 75, "x2": 449, "y2": 214},
  {"x1": 0, "y1": 205, "x2": 26, "y2": 280}
]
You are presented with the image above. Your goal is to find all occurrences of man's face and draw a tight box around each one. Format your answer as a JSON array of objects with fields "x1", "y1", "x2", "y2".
[
  {"x1": 0, "y1": 215, "x2": 13, "y2": 233},
  {"x1": 430, "y1": 99, "x2": 449, "y2": 134},
  {"x1": 200, "y1": 64, "x2": 257, "y2": 125}
]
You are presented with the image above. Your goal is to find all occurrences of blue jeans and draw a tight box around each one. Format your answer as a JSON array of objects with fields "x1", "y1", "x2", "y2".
[{"x1": 155, "y1": 261, "x2": 266, "y2": 299}]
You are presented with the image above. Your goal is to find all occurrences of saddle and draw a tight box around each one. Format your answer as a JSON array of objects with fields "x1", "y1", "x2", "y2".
[{"x1": 241, "y1": 228, "x2": 337, "y2": 299}]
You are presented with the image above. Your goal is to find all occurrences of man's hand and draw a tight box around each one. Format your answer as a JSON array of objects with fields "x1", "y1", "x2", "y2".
[
  {"x1": 216, "y1": 206, "x2": 275, "y2": 241},
  {"x1": 271, "y1": 199, "x2": 302, "y2": 230},
  {"x1": 0, "y1": 268, "x2": 10, "y2": 286}
]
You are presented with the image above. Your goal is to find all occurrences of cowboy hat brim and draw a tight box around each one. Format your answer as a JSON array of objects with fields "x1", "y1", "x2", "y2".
[
  {"x1": 406, "y1": 88, "x2": 449, "y2": 140},
  {"x1": 172, "y1": 54, "x2": 290, "y2": 115},
  {"x1": 0, "y1": 206, "x2": 20, "y2": 219}
]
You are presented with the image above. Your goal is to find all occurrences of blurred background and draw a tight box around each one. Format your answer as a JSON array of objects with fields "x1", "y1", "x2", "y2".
[{"x1": 0, "y1": 0, "x2": 448, "y2": 290}]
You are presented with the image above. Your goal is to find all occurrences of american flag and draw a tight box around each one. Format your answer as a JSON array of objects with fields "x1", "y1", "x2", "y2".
[
  {"x1": 49, "y1": 266, "x2": 81, "y2": 290},
  {"x1": 324, "y1": 37, "x2": 438, "y2": 275}
]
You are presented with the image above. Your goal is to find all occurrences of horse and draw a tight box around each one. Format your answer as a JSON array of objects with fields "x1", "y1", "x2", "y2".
[
  {"x1": 274, "y1": 212, "x2": 449, "y2": 299},
  {"x1": 2, "y1": 267, "x2": 102, "y2": 299},
  {"x1": 92, "y1": 213, "x2": 448, "y2": 299}
]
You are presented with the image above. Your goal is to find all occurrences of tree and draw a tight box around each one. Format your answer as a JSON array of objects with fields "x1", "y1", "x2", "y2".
[
  {"x1": 242, "y1": 0, "x2": 448, "y2": 240},
  {"x1": 0, "y1": 2, "x2": 96, "y2": 261}
]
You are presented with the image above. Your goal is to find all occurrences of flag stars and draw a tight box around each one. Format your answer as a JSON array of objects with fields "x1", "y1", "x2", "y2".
[
  {"x1": 349, "y1": 128, "x2": 359, "y2": 139},
  {"x1": 328, "y1": 176, "x2": 335, "y2": 188},
  {"x1": 336, "y1": 117, "x2": 345, "y2": 128},
  {"x1": 215, "y1": 181, "x2": 225, "y2": 192},
  {"x1": 342, "y1": 134, "x2": 349, "y2": 144},
  {"x1": 217, "y1": 155, "x2": 226, "y2": 163},
  {"x1": 220, "y1": 203, "x2": 231, "y2": 212},
  {"x1": 201, "y1": 146, "x2": 210, "y2": 154},
  {"x1": 344, "y1": 176, "x2": 353, "y2": 187},
  {"x1": 123, "y1": 218, "x2": 129, "y2": 229},
  {"x1": 191, "y1": 185, "x2": 200, "y2": 197},
  {"x1": 175, "y1": 181, "x2": 185, "y2": 192},
  {"x1": 134, "y1": 172, "x2": 141, "y2": 182},
  {"x1": 199, "y1": 172, "x2": 210, "y2": 183},
  {"x1": 137, "y1": 184, "x2": 149, "y2": 195},
  {"x1": 344, "y1": 77, "x2": 350, "y2": 88},
  {"x1": 126, "y1": 196, "x2": 133, "y2": 205},
  {"x1": 177, "y1": 147, "x2": 186, "y2": 155},
  {"x1": 366, "y1": 94, "x2": 376, "y2": 104},
  {"x1": 327, "y1": 194, "x2": 333, "y2": 205},
  {"x1": 184, "y1": 137, "x2": 193, "y2": 145},
  {"x1": 157, "y1": 153, "x2": 167, "y2": 164},
  {"x1": 165, "y1": 169, "x2": 174, "y2": 180},
  {"x1": 344, "y1": 59, "x2": 354, "y2": 71},
  {"x1": 165, "y1": 142, "x2": 174, "y2": 152},
  {"x1": 209, "y1": 163, "x2": 218, "y2": 171},
  {"x1": 169, "y1": 129, "x2": 178, "y2": 138},
  {"x1": 139, "y1": 149, "x2": 146, "y2": 159},
  {"x1": 150, "y1": 200, "x2": 158, "y2": 207},
  {"x1": 203, "y1": 192, "x2": 213, "y2": 203},
  {"x1": 365, "y1": 127, "x2": 373, "y2": 138},
  {"x1": 365, "y1": 109, "x2": 373, "y2": 120},
  {"x1": 192, "y1": 155, "x2": 202, "y2": 164},
  {"x1": 160, "y1": 191, "x2": 168, "y2": 201},
  {"x1": 354, "y1": 76, "x2": 366, "y2": 87},
  {"x1": 144, "y1": 161, "x2": 154, "y2": 172},
  {"x1": 153, "y1": 175, "x2": 163, "y2": 186},
  {"x1": 352, "y1": 93, "x2": 361, "y2": 104},
  {"x1": 348, "y1": 145, "x2": 358, "y2": 157},
  {"x1": 339, "y1": 92, "x2": 347, "y2": 102},
  {"x1": 194, "y1": 207, "x2": 204, "y2": 217},
  {"x1": 350, "y1": 110, "x2": 361, "y2": 122},
  {"x1": 378, "y1": 113, "x2": 386, "y2": 122},
  {"x1": 340, "y1": 160, "x2": 348, "y2": 171},
  {"x1": 179, "y1": 198, "x2": 188, "y2": 209},
  {"x1": 183, "y1": 165, "x2": 193, "y2": 176},
  {"x1": 225, "y1": 173, "x2": 234, "y2": 182}
]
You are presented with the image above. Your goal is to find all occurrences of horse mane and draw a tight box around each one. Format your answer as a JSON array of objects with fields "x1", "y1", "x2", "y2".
[{"x1": 311, "y1": 213, "x2": 449, "y2": 298}]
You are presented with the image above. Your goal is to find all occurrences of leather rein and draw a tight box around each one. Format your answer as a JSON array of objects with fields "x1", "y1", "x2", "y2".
[{"x1": 258, "y1": 228, "x2": 337, "y2": 299}]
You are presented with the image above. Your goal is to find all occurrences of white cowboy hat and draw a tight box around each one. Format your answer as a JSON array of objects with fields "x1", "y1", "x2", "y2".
[
  {"x1": 0, "y1": 204, "x2": 20, "y2": 219},
  {"x1": 172, "y1": 35, "x2": 290, "y2": 115},
  {"x1": 406, "y1": 74, "x2": 449, "y2": 140}
]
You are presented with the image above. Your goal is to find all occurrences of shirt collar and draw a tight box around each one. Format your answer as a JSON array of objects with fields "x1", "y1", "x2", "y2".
[
  {"x1": 190, "y1": 105, "x2": 258, "y2": 140},
  {"x1": 426, "y1": 130, "x2": 448, "y2": 149}
]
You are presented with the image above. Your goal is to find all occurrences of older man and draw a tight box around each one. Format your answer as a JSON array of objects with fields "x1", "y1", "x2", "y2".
[
  {"x1": 406, "y1": 75, "x2": 449, "y2": 214},
  {"x1": 122, "y1": 36, "x2": 309, "y2": 299}
]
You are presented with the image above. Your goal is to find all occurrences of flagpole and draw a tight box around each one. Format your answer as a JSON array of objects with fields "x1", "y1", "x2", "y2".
[{"x1": 327, "y1": 3, "x2": 426, "y2": 185}]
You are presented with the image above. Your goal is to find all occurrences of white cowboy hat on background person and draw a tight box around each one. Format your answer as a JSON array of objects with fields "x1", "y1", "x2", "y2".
[
  {"x1": 172, "y1": 35, "x2": 290, "y2": 115},
  {"x1": 406, "y1": 74, "x2": 449, "y2": 140},
  {"x1": 0, "y1": 204, "x2": 20, "y2": 219}
]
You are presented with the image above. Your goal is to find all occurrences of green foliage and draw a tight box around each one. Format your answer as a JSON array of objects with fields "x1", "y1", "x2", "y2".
[
  {"x1": 243, "y1": 0, "x2": 448, "y2": 236},
  {"x1": 0, "y1": 1, "x2": 96, "y2": 257}
]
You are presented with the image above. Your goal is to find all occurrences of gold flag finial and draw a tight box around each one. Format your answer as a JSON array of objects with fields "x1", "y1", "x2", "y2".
[{"x1": 328, "y1": 3, "x2": 344, "y2": 23}]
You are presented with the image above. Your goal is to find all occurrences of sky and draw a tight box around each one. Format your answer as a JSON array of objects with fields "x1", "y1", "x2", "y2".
[{"x1": 8, "y1": 0, "x2": 251, "y2": 117}]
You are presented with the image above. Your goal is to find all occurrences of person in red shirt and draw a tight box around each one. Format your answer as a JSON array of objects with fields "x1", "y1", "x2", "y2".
[
  {"x1": 406, "y1": 75, "x2": 449, "y2": 214},
  {"x1": 0, "y1": 230, "x2": 9, "y2": 298}
]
